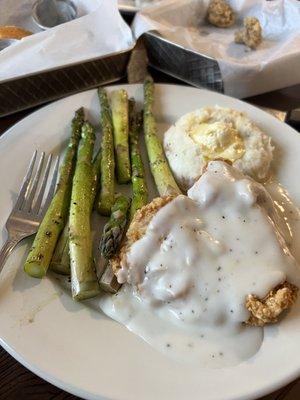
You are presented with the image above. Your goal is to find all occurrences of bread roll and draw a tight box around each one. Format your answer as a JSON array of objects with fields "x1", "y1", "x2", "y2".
[{"x1": 0, "y1": 25, "x2": 32, "y2": 40}]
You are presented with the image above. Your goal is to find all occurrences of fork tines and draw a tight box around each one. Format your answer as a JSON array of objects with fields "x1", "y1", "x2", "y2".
[{"x1": 14, "y1": 150, "x2": 59, "y2": 216}]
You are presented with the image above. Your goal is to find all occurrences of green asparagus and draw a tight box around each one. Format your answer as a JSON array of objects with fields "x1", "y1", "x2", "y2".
[
  {"x1": 50, "y1": 222, "x2": 70, "y2": 275},
  {"x1": 24, "y1": 108, "x2": 84, "y2": 278},
  {"x1": 129, "y1": 99, "x2": 148, "y2": 219},
  {"x1": 111, "y1": 89, "x2": 131, "y2": 184},
  {"x1": 69, "y1": 122, "x2": 100, "y2": 300},
  {"x1": 144, "y1": 76, "x2": 181, "y2": 197},
  {"x1": 92, "y1": 148, "x2": 102, "y2": 197},
  {"x1": 97, "y1": 88, "x2": 115, "y2": 216},
  {"x1": 50, "y1": 147, "x2": 102, "y2": 275},
  {"x1": 100, "y1": 194, "x2": 131, "y2": 259},
  {"x1": 99, "y1": 262, "x2": 121, "y2": 294}
]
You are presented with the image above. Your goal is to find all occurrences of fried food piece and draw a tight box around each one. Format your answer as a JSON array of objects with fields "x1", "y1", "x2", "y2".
[
  {"x1": 113, "y1": 196, "x2": 298, "y2": 326},
  {"x1": 110, "y1": 196, "x2": 175, "y2": 275},
  {"x1": 234, "y1": 17, "x2": 262, "y2": 49},
  {"x1": 207, "y1": 0, "x2": 235, "y2": 28},
  {"x1": 0, "y1": 26, "x2": 32, "y2": 40},
  {"x1": 246, "y1": 282, "x2": 298, "y2": 326}
]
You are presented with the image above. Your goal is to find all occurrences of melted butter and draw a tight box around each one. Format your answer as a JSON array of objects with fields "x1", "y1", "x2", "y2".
[
  {"x1": 99, "y1": 161, "x2": 300, "y2": 368},
  {"x1": 189, "y1": 121, "x2": 245, "y2": 163}
]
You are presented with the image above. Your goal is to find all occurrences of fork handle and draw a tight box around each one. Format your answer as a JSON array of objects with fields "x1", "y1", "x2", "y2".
[{"x1": 0, "y1": 238, "x2": 20, "y2": 275}]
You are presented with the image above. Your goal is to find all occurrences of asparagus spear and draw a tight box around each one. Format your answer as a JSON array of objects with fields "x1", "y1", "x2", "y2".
[
  {"x1": 111, "y1": 89, "x2": 131, "y2": 184},
  {"x1": 69, "y1": 122, "x2": 100, "y2": 300},
  {"x1": 144, "y1": 76, "x2": 181, "y2": 197},
  {"x1": 50, "y1": 147, "x2": 102, "y2": 275},
  {"x1": 24, "y1": 108, "x2": 84, "y2": 278},
  {"x1": 100, "y1": 194, "x2": 131, "y2": 259},
  {"x1": 129, "y1": 99, "x2": 148, "y2": 219},
  {"x1": 99, "y1": 262, "x2": 120, "y2": 294},
  {"x1": 92, "y1": 148, "x2": 102, "y2": 197},
  {"x1": 97, "y1": 88, "x2": 115, "y2": 216},
  {"x1": 50, "y1": 222, "x2": 70, "y2": 275}
]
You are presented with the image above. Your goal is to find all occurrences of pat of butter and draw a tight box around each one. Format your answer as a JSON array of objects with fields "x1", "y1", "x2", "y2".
[{"x1": 189, "y1": 121, "x2": 245, "y2": 162}]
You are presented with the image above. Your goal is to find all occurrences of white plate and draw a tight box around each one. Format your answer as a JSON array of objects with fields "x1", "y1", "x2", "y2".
[
  {"x1": 0, "y1": 84, "x2": 300, "y2": 400},
  {"x1": 118, "y1": 0, "x2": 153, "y2": 13}
]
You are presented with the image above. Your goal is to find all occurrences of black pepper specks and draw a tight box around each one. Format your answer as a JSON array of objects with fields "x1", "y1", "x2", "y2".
[
  {"x1": 166, "y1": 343, "x2": 171, "y2": 348},
  {"x1": 217, "y1": 266, "x2": 221, "y2": 271}
]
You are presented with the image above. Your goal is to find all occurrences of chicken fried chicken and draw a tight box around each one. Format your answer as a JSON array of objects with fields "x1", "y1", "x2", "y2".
[{"x1": 112, "y1": 195, "x2": 298, "y2": 327}]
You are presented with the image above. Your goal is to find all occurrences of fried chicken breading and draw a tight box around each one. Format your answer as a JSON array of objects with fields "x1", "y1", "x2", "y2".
[
  {"x1": 110, "y1": 196, "x2": 175, "y2": 275},
  {"x1": 112, "y1": 196, "x2": 297, "y2": 326},
  {"x1": 246, "y1": 282, "x2": 298, "y2": 326}
]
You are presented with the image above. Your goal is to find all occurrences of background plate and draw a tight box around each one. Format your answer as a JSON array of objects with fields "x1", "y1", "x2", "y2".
[
  {"x1": 0, "y1": 84, "x2": 300, "y2": 400},
  {"x1": 118, "y1": 0, "x2": 154, "y2": 13}
]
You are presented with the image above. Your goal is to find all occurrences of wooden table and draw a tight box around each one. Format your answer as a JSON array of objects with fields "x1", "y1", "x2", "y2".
[{"x1": 0, "y1": 73, "x2": 300, "y2": 399}]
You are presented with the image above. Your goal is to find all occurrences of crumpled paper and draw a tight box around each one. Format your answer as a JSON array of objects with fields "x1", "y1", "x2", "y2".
[
  {"x1": 133, "y1": 0, "x2": 300, "y2": 98},
  {"x1": 0, "y1": 0, "x2": 134, "y2": 82}
]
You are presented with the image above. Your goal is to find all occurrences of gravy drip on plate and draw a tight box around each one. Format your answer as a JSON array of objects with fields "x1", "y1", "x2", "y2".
[{"x1": 100, "y1": 161, "x2": 300, "y2": 368}]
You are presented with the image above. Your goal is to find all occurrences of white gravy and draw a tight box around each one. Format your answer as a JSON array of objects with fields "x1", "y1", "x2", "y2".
[{"x1": 99, "y1": 161, "x2": 300, "y2": 368}]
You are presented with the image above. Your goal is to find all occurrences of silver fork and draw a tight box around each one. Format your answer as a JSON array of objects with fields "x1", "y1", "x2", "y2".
[{"x1": 0, "y1": 150, "x2": 59, "y2": 274}]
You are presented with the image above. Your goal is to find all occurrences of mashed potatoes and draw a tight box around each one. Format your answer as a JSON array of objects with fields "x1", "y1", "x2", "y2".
[{"x1": 163, "y1": 107, "x2": 274, "y2": 190}]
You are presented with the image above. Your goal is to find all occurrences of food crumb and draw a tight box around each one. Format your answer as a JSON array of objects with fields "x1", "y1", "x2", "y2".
[
  {"x1": 235, "y1": 17, "x2": 262, "y2": 49},
  {"x1": 207, "y1": 0, "x2": 235, "y2": 28}
]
